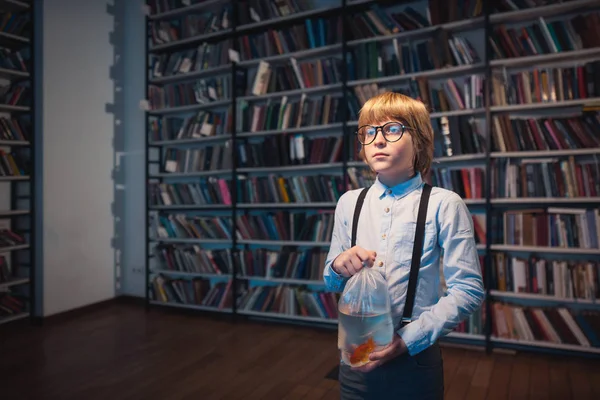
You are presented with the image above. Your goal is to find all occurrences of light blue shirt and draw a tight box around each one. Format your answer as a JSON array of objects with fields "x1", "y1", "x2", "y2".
[{"x1": 324, "y1": 172, "x2": 485, "y2": 356}]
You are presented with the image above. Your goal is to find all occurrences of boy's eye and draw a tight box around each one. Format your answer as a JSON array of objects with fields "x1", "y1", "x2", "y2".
[
  {"x1": 366, "y1": 128, "x2": 376, "y2": 136},
  {"x1": 387, "y1": 125, "x2": 401, "y2": 134}
]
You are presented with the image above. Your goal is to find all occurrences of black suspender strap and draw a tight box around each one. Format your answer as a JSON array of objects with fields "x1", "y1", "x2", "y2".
[
  {"x1": 350, "y1": 183, "x2": 432, "y2": 328},
  {"x1": 351, "y1": 187, "x2": 369, "y2": 248},
  {"x1": 401, "y1": 183, "x2": 432, "y2": 327}
]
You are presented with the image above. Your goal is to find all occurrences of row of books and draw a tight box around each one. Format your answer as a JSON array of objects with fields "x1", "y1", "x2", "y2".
[
  {"x1": 492, "y1": 255, "x2": 599, "y2": 300},
  {"x1": 0, "y1": 229, "x2": 25, "y2": 248},
  {"x1": 156, "y1": 211, "x2": 335, "y2": 242},
  {"x1": 149, "y1": 172, "x2": 350, "y2": 207},
  {"x1": 492, "y1": 0, "x2": 574, "y2": 13},
  {"x1": 237, "y1": 284, "x2": 339, "y2": 320},
  {"x1": 0, "y1": 254, "x2": 12, "y2": 283},
  {"x1": 0, "y1": 116, "x2": 29, "y2": 142},
  {"x1": 492, "y1": 157, "x2": 599, "y2": 199},
  {"x1": 249, "y1": 57, "x2": 342, "y2": 97},
  {"x1": 0, "y1": 150, "x2": 26, "y2": 177},
  {"x1": 235, "y1": 247, "x2": 327, "y2": 281},
  {"x1": 430, "y1": 167, "x2": 485, "y2": 200},
  {"x1": 147, "y1": 95, "x2": 345, "y2": 141},
  {"x1": 0, "y1": 81, "x2": 29, "y2": 107},
  {"x1": 154, "y1": 244, "x2": 233, "y2": 275},
  {"x1": 236, "y1": 0, "x2": 315, "y2": 27},
  {"x1": 150, "y1": 40, "x2": 232, "y2": 79},
  {"x1": 345, "y1": 1, "x2": 482, "y2": 41},
  {"x1": 235, "y1": 135, "x2": 343, "y2": 168},
  {"x1": 149, "y1": 4, "x2": 231, "y2": 47},
  {"x1": 157, "y1": 214, "x2": 234, "y2": 241},
  {"x1": 163, "y1": 142, "x2": 233, "y2": 173},
  {"x1": 147, "y1": 0, "x2": 211, "y2": 15},
  {"x1": 158, "y1": 135, "x2": 343, "y2": 174},
  {"x1": 492, "y1": 62, "x2": 600, "y2": 107},
  {"x1": 149, "y1": 179, "x2": 232, "y2": 207},
  {"x1": 347, "y1": 30, "x2": 480, "y2": 82},
  {"x1": 0, "y1": 11, "x2": 30, "y2": 37},
  {"x1": 148, "y1": 75, "x2": 231, "y2": 110},
  {"x1": 239, "y1": 94, "x2": 343, "y2": 133},
  {"x1": 236, "y1": 174, "x2": 344, "y2": 204},
  {"x1": 149, "y1": 108, "x2": 232, "y2": 141},
  {"x1": 0, "y1": 46, "x2": 29, "y2": 73},
  {"x1": 0, "y1": 291, "x2": 25, "y2": 318},
  {"x1": 433, "y1": 115, "x2": 486, "y2": 157},
  {"x1": 402, "y1": 75, "x2": 485, "y2": 116},
  {"x1": 235, "y1": 211, "x2": 334, "y2": 242},
  {"x1": 490, "y1": 13, "x2": 599, "y2": 59},
  {"x1": 238, "y1": 16, "x2": 341, "y2": 60},
  {"x1": 491, "y1": 303, "x2": 599, "y2": 348},
  {"x1": 491, "y1": 112, "x2": 600, "y2": 153},
  {"x1": 496, "y1": 207, "x2": 600, "y2": 249},
  {"x1": 150, "y1": 275, "x2": 233, "y2": 309}
]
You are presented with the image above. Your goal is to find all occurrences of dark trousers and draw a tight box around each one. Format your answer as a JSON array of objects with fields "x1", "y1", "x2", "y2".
[{"x1": 338, "y1": 342, "x2": 444, "y2": 400}]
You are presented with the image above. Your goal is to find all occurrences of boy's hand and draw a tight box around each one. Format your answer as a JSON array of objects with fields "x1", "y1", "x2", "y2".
[
  {"x1": 332, "y1": 246, "x2": 377, "y2": 277},
  {"x1": 352, "y1": 334, "x2": 407, "y2": 373}
]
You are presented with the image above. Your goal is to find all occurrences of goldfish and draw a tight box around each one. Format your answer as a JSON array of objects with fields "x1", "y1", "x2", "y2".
[{"x1": 349, "y1": 337, "x2": 376, "y2": 366}]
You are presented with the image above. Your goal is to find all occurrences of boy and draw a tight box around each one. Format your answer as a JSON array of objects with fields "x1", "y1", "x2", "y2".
[{"x1": 324, "y1": 92, "x2": 485, "y2": 399}]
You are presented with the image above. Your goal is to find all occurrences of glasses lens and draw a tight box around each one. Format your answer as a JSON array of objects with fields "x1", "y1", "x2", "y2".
[
  {"x1": 357, "y1": 126, "x2": 376, "y2": 144},
  {"x1": 383, "y1": 123, "x2": 404, "y2": 141}
]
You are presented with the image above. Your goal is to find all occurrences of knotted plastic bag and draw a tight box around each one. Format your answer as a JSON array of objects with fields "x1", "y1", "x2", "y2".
[{"x1": 337, "y1": 266, "x2": 394, "y2": 367}]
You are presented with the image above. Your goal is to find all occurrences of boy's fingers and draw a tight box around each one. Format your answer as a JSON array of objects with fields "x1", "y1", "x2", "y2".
[
  {"x1": 354, "y1": 247, "x2": 370, "y2": 261},
  {"x1": 353, "y1": 360, "x2": 381, "y2": 373},
  {"x1": 349, "y1": 255, "x2": 363, "y2": 273},
  {"x1": 369, "y1": 346, "x2": 393, "y2": 361},
  {"x1": 338, "y1": 266, "x2": 350, "y2": 277},
  {"x1": 354, "y1": 248, "x2": 377, "y2": 267}
]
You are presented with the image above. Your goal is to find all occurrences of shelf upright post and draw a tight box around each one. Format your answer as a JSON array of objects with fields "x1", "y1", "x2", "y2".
[
  {"x1": 29, "y1": 0, "x2": 36, "y2": 323},
  {"x1": 230, "y1": 0, "x2": 239, "y2": 321},
  {"x1": 144, "y1": 4, "x2": 150, "y2": 310},
  {"x1": 341, "y1": 0, "x2": 349, "y2": 193},
  {"x1": 483, "y1": 0, "x2": 494, "y2": 355}
]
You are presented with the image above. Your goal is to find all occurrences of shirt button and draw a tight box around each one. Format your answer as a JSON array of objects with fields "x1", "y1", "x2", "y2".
[
  {"x1": 386, "y1": 189, "x2": 392, "y2": 195},
  {"x1": 385, "y1": 207, "x2": 390, "y2": 213},
  {"x1": 382, "y1": 234, "x2": 386, "y2": 239},
  {"x1": 378, "y1": 261, "x2": 384, "y2": 267}
]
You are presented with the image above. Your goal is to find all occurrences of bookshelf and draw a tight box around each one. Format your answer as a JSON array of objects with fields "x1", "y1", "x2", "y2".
[
  {"x1": 144, "y1": 0, "x2": 600, "y2": 357},
  {"x1": 0, "y1": 0, "x2": 35, "y2": 326}
]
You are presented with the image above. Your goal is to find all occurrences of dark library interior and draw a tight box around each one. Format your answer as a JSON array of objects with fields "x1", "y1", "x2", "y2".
[{"x1": 1, "y1": 0, "x2": 600, "y2": 399}]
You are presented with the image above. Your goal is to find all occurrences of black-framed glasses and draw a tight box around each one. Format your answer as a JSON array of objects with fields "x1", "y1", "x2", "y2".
[{"x1": 355, "y1": 122, "x2": 414, "y2": 145}]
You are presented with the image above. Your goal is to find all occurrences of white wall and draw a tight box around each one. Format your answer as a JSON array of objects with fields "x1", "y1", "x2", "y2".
[{"x1": 42, "y1": 0, "x2": 116, "y2": 316}]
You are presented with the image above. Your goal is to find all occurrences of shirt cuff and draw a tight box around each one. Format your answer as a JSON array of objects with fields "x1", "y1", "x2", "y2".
[
  {"x1": 397, "y1": 320, "x2": 429, "y2": 356},
  {"x1": 324, "y1": 260, "x2": 348, "y2": 292}
]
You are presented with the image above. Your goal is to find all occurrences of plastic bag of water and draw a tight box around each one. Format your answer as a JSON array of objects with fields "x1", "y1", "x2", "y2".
[{"x1": 338, "y1": 266, "x2": 394, "y2": 367}]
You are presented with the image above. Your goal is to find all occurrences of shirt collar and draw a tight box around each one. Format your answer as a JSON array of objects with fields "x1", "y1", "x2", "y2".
[{"x1": 373, "y1": 173, "x2": 423, "y2": 199}]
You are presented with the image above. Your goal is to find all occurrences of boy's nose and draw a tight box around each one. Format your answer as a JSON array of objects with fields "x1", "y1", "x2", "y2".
[{"x1": 373, "y1": 130, "x2": 386, "y2": 146}]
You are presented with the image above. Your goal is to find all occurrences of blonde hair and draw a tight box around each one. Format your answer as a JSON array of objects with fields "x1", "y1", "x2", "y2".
[{"x1": 357, "y1": 92, "x2": 434, "y2": 176}]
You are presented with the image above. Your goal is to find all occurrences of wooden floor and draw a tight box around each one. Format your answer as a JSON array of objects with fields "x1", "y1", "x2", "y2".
[{"x1": 1, "y1": 302, "x2": 599, "y2": 400}]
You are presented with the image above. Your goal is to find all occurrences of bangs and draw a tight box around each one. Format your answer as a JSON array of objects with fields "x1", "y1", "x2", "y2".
[{"x1": 357, "y1": 92, "x2": 421, "y2": 128}]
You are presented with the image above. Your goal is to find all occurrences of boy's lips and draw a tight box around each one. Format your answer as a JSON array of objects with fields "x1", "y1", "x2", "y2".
[{"x1": 373, "y1": 152, "x2": 388, "y2": 157}]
